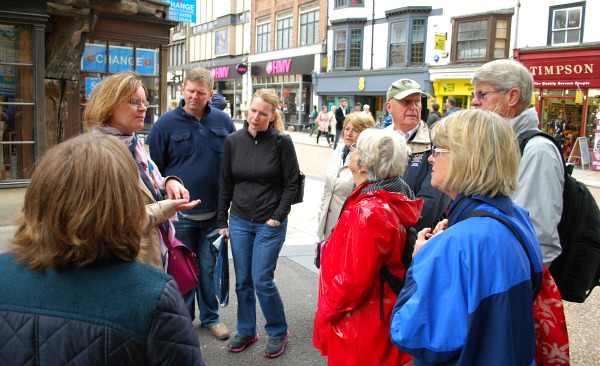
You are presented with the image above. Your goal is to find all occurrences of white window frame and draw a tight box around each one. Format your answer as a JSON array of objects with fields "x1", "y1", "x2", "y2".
[
  {"x1": 276, "y1": 11, "x2": 293, "y2": 50},
  {"x1": 299, "y1": 3, "x2": 319, "y2": 46},
  {"x1": 256, "y1": 17, "x2": 270, "y2": 53},
  {"x1": 550, "y1": 4, "x2": 583, "y2": 46}
]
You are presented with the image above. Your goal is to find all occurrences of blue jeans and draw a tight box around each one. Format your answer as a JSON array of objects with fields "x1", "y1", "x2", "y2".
[
  {"x1": 333, "y1": 128, "x2": 343, "y2": 149},
  {"x1": 229, "y1": 214, "x2": 288, "y2": 339},
  {"x1": 174, "y1": 214, "x2": 221, "y2": 326}
]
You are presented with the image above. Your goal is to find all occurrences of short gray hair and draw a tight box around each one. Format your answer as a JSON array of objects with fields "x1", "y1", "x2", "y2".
[
  {"x1": 471, "y1": 59, "x2": 533, "y2": 105},
  {"x1": 354, "y1": 128, "x2": 410, "y2": 182}
]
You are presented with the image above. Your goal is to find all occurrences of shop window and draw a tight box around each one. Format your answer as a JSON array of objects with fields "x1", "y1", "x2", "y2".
[
  {"x1": 299, "y1": 3, "x2": 319, "y2": 46},
  {"x1": 451, "y1": 12, "x2": 512, "y2": 63},
  {"x1": 332, "y1": 28, "x2": 363, "y2": 70},
  {"x1": 256, "y1": 18, "x2": 270, "y2": 53},
  {"x1": 335, "y1": 0, "x2": 363, "y2": 9},
  {"x1": 549, "y1": 2, "x2": 584, "y2": 46},
  {"x1": 80, "y1": 41, "x2": 160, "y2": 132},
  {"x1": 276, "y1": 11, "x2": 293, "y2": 50},
  {"x1": 0, "y1": 24, "x2": 36, "y2": 182}
]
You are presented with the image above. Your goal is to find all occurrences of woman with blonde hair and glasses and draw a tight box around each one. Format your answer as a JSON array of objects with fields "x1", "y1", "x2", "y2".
[
  {"x1": 83, "y1": 71, "x2": 199, "y2": 271},
  {"x1": 316, "y1": 112, "x2": 375, "y2": 242},
  {"x1": 218, "y1": 88, "x2": 299, "y2": 358},
  {"x1": 391, "y1": 109, "x2": 544, "y2": 365},
  {"x1": 0, "y1": 133, "x2": 204, "y2": 365}
]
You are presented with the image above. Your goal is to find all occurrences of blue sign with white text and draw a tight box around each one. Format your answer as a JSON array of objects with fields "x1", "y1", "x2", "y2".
[
  {"x1": 81, "y1": 44, "x2": 157, "y2": 76},
  {"x1": 166, "y1": 0, "x2": 196, "y2": 23},
  {"x1": 85, "y1": 77, "x2": 101, "y2": 100}
]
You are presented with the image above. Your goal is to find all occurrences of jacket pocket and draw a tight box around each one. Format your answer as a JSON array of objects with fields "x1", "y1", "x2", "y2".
[
  {"x1": 209, "y1": 127, "x2": 229, "y2": 153},
  {"x1": 169, "y1": 130, "x2": 194, "y2": 157}
]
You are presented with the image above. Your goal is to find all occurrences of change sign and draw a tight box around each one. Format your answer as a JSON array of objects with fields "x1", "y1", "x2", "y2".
[
  {"x1": 166, "y1": 0, "x2": 196, "y2": 23},
  {"x1": 81, "y1": 44, "x2": 157, "y2": 76}
]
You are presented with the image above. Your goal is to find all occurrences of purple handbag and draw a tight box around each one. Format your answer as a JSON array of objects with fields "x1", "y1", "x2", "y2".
[{"x1": 159, "y1": 227, "x2": 200, "y2": 294}]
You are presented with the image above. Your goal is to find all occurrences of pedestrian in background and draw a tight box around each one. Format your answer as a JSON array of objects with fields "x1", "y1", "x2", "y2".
[
  {"x1": 385, "y1": 78, "x2": 452, "y2": 231},
  {"x1": 471, "y1": 59, "x2": 564, "y2": 266},
  {"x1": 426, "y1": 102, "x2": 442, "y2": 128},
  {"x1": 317, "y1": 112, "x2": 375, "y2": 242},
  {"x1": 314, "y1": 128, "x2": 422, "y2": 366},
  {"x1": 316, "y1": 105, "x2": 332, "y2": 146},
  {"x1": 146, "y1": 67, "x2": 235, "y2": 341},
  {"x1": 308, "y1": 105, "x2": 318, "y2": 137},
  {"x1": 218, "y1": 88, "x2": 299, "y2": 358},
  {"x1": 391, "y1": 109, "x2": 543, "y2": 365},
  {"x1": 328, "y1": 105, "x2": 337, "y2": 143},
  {"x1": 0, "y1": 133, "x2": 205, "y2": 365},
  {"x1": 444, "y1": 97, "x2": 459, "y2": 116},
  {"x1": 334, "y1": 98, "x2": 350, "y2": 149},
  {"x1": 83, "y1": 71, "x2": 199, "y2": 271}
]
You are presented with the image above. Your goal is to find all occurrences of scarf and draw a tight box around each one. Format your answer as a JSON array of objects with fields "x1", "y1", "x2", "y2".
[
  {"x1": 91, "y1": 126, "x2": 172, "y2": 266},
  {"x1": 359, "y1": 176, "x2": 415, "y2": 199}
]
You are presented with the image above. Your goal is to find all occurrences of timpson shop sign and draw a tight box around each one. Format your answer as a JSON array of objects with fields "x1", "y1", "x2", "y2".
[{"x1": 520, "y1": 56, "x2": 600, "y2": 88}]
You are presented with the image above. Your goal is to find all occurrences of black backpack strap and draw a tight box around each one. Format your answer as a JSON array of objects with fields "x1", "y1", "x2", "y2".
[
  {"x1": 379, "y1": 226, "x2": 416, "y2": 320},
  {"x1": 460, "y1": 210, "x2": 539, "y2": 299},
  {"x1": 518, "y1": 130, "x2": 570, "y2": 177}
]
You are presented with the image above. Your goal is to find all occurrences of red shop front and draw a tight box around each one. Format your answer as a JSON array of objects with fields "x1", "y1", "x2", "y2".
[{"x1": 514, "y1": 47, "x2": 600, "y2": 164}]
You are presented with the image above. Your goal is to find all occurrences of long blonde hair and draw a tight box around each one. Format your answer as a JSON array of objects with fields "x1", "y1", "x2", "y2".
[
  {"x1": 11, "y1": 134, "x2": 146, "y2": 270},
  {"x1": 253, "y1": 89, "x2": 285, "y2": 132}
]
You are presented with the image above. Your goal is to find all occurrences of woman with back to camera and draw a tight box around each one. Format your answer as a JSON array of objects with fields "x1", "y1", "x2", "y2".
[
  {"x1": 83, "y1": 71, "x2": 199, "y2": 271},
  {"x1": 316, "y1": 112, "x2": 375, "y2": 242},
  {"x1": 218, "y1": 88, "x2": 300, "y2": 358},
  {"x1": 0, "y1": 133, "x2": 204, "y2": 365},
  {"x1": 313, "y1": 128, "x2": 423, "y2": 366},
  {"x1": 390, "y1": 109, "x2": 544, "y2": 365}
]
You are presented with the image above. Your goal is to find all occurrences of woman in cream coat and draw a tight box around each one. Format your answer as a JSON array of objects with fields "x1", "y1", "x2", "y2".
[{"x1": 316, "y1": 112, "x2": 375, "y2": 241}]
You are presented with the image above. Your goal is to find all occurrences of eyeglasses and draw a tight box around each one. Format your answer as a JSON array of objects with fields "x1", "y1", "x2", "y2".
[
  {"x1": 471, "y1": 90, "x2": 506, "y2": 100},
  {"x1": 350, "y1": 142, "x2": 358, "y2": 152},
  {"x1": 431, "y1": 147, "x2": 450, "y2": 158},
  {"x1": 128, "y1": 98, "x2": 150, "y2": 108},
  {"x1": 398, "y1": 98, "x2": 422, "y2": 107}
]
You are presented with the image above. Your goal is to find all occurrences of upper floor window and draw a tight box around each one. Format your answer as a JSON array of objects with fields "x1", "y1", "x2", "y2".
[
  {"x1": 299, "y1": 3, "x2": 319, "y2": 46},
  {"x1": 256, "y1": 18, "x2": 270, "y2": 53},
  {"x1": 276, "y1": 11, "x2": 293, "y2": 50},
  {"x1": 549, "y1": 3, "x2": 584, "y2": 45},
  {"x1": 335, "y1": 0, "x2": 363, "y2": 8},
  {"x1": 333, "y1": 28, "x2": 363, "y2": 70},
  {"x1": 389, "y1": 18, "x2": 426, "y2": 67},
  {"x1": 451, "y1": 12, "x2": 512, "y2": 63}
]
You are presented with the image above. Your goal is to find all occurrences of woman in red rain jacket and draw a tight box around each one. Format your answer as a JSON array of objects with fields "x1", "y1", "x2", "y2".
[{"x1": 313, "y1": 128, "x2": 423, "y2": 366}]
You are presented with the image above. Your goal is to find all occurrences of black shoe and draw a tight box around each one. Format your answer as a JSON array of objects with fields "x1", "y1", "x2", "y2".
[
  {"x1": 264, "y1": 331, "x2": 289, "y2": 358},
  {"x1": 227, "y1": 333, "x2": 259, "y2": 353}
]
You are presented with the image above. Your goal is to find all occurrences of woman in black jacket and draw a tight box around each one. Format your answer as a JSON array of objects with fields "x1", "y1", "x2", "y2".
[{"x1": 218, "y1": 88, "x2": 300, "y2": 358}]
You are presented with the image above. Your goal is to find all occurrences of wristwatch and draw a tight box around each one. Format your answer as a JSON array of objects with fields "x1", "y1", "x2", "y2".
[{"x1": 271, "y1": 219, "x2": 282, "y2": 227}]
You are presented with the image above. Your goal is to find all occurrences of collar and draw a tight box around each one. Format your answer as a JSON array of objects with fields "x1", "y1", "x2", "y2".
[{"x1": 447, "y1": 193, "x2": 514, "y2": 226}]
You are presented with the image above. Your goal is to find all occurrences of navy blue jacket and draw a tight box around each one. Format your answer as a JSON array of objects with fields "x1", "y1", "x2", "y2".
[
  {"x1": 0, "y1": 254, "x2": 204, "y2": 365},
  {"x1": 146, "y1": 101, "x2": 236, "y2": 215}
]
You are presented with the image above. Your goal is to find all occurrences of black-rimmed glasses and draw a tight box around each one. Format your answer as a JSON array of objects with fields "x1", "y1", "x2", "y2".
[{"x1": 471, "y1": 90, "x2": 506, "y2": 100}]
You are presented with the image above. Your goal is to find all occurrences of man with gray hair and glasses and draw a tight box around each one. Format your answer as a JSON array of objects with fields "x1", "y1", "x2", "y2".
[{"x1": 471, "y1": 59, "x2": 564, "y2": 266}]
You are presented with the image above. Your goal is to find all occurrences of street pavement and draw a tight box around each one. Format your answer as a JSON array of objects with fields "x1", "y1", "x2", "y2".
[{"x1": 0, "y1": 123, "x2": 599, "y2": 364}]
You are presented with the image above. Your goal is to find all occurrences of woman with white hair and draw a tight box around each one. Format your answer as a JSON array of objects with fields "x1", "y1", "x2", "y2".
[{"x1": 313, "y1": 128, "x2": 423, "y2": 366}]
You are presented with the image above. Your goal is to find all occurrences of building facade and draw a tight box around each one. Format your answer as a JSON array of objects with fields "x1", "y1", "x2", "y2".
[{"x1": 0, "y1": 0, "x2": 176, "y2": 187}]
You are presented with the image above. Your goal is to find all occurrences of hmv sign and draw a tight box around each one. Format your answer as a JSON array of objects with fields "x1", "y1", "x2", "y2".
[
  {"x1": 266, "y1": 59, "x2": 292, "y2": 74},
  {"x1": 211, "y1": 67, "x2": 230, "y2": 79},
  {"x1": 251, "y1": 55, "x2": 314, "y2": 77}
]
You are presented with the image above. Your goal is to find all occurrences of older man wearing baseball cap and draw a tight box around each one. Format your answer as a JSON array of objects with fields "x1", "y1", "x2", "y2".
[{"x1": 385, "y1": 78, "x2": 451, "y2": 231}]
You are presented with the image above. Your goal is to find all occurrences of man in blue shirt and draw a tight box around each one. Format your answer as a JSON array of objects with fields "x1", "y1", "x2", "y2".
[{"x1": 146, "y1": 67, "x2": 236, "y2": 341}]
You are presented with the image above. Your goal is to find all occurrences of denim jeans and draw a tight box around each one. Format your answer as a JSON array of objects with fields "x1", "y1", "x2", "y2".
[
  {"x1": 333, "y1": 128, "x2": 343, "y2": 149},
  {"x1": 173, "y1": 214, "x2": 221, "y2": 326},
  {"x1": 229, "y1": 214, "x2": 288, "y2": 339}
]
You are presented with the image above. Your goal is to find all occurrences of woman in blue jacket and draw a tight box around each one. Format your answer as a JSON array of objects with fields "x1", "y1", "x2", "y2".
[{"x1": 390, "y1": 109, "x2": 544, "y2": 365}]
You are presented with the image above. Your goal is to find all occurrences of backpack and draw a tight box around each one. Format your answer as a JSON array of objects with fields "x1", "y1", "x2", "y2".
[
  {"x1": 378, "y1": 226, "x2": 417, "y2": 320},
  {"x1": 519, "y1": 130, "x2": 600, "y2": 302}
]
